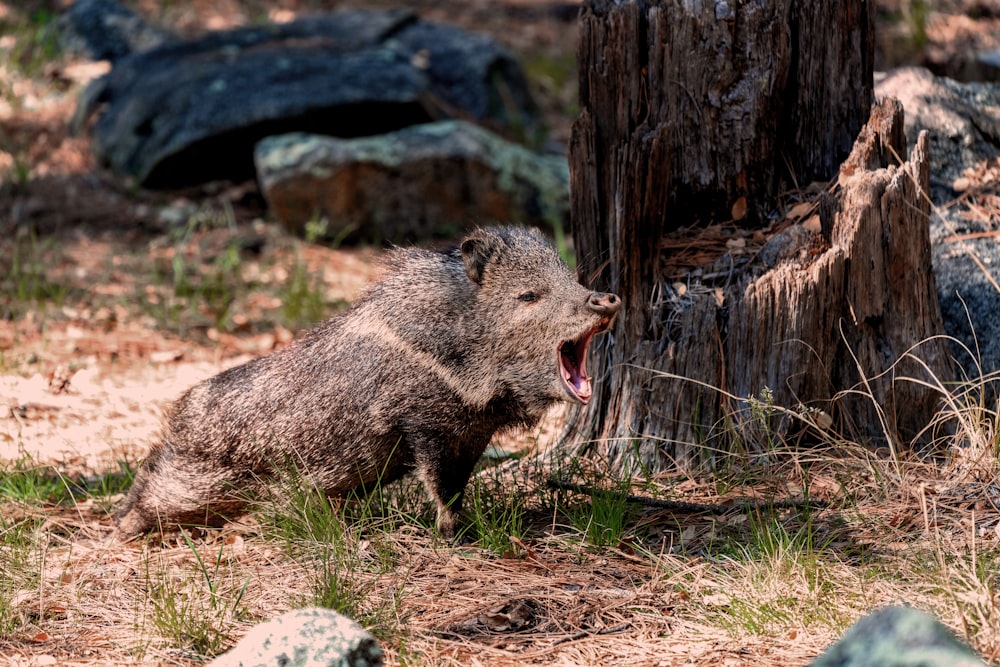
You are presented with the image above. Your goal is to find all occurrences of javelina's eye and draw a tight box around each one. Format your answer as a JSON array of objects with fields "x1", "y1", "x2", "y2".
[{"x1": 518, "y1": 291, "x2": 538, "y2": 303}]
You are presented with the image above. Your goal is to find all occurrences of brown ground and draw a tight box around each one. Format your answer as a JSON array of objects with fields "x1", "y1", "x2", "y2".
[{"x1": 3, "y1": 1, "x2": 1000, "y2": 666}]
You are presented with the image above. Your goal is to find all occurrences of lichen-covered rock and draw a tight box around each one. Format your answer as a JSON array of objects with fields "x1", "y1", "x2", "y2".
[
  {"x1": 255, "y1": 121, "x2": 569, "y2": 242},
  {"x1": 207, "y1": 607, "x2": 383, "y2": 667},
  {"x1": 810, "y1": 606, "x2": 986, "y2": 667},
  {"x1": 67, "y1": 5, "x2": 541, "y2": 189}
]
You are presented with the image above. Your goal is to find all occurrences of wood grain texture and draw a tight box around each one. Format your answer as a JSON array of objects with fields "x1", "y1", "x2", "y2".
[{"x1": 564, "y1": 0, "x2": 950, "y2": 470}]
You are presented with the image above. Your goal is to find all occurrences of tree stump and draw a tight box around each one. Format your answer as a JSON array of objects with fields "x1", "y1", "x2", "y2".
[{"x1": 564, "y1": 0, "x2": 953, "y2": 471}]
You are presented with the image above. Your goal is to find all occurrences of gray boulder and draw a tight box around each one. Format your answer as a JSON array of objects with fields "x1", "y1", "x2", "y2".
[
  {"x1": 69, "y1": 5, "x2": 540, "y2": 188},
  {"x1": 876, "y1": 68, "x2": 1000, "y2": 376},
  {"x1": 255, "y1": 121, "x2": 569, "y2": 243},
  {"x1": 810, "y1": 606, "x2": 985, "y2": 667},
  {"x1": 207, "y1": 607, "x2": 383, "y2": 667}
]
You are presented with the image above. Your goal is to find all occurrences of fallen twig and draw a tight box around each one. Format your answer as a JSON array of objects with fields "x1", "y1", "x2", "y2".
[{"x1": 546, "y1": 479, "x2": 828, "y2": 513}]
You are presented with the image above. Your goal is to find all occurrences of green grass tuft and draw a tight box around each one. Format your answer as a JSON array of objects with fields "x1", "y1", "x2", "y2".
[
  {"x1": 565, "y1": 477, "x2": 636, "y2": 548},
  {"x1": 254, "y1": 467, "x2": 409, "y2": 640},
  {"x1": 1, "y1": 225, "x2": 72, "y2": 320},
  {"x1": 2, "y1": 8, "x2": 61, "y2": 80},
  {"x1": 143, "y1": 533, "x2": 252, "y2": 658},
  {"x1": 0, "y1": 459, "x2": 72, "y2": 506},
  {"x1": 463, "y1": 472, "x2": 528, "y2": 556},
  {"x1": 0, "y1": 515, "x2": 40, "y2": 637},
  {"x1": 280, "y1": 259, "x2": 332, "y2": 331}
]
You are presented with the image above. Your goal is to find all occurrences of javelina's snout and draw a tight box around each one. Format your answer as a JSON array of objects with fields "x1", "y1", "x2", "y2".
[{"x1": 588, "y1": 291, "x2": 621, "y2": 316}]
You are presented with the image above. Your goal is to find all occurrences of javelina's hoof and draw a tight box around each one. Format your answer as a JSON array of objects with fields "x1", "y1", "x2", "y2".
[
  {"x1": 114, "y1": 508, "x2": 149, "y2": 538},
  {"x1": 436, "y1": 510, "x2": 459, "y2": 541}
]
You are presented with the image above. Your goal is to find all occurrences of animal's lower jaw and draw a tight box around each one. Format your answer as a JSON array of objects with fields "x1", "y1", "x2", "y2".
[{"x1": 560, "y1": 366, "x2": 592, "y2": 404}]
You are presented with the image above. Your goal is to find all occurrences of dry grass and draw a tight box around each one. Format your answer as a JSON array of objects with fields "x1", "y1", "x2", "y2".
[{"x1": 2, "y1": 402, "x2": 1000, "y2": 667}]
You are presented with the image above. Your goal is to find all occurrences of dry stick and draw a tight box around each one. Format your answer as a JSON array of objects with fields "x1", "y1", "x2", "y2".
[
  {"x1": 547, "y1": 622, "x2": 631, "y2": 648},
  {"x1": 546, "y1": 479, "x2": 828, "y2": 513},
  {"x1": 511, "y1": 623, "x2": 634, "y2": 660},
  {"x1": 943, "y1": 229, "x2": 1000, "y2": 243}
]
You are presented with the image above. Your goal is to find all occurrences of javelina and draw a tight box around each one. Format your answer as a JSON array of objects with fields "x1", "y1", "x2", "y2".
[{"x1": 116, "y1": 226, "x2": 621, "y2": 537}]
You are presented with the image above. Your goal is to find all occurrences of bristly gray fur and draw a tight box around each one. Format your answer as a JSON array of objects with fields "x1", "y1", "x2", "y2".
[{"x1": 116, "y1": 226, "x2": 621, "y2": 538}]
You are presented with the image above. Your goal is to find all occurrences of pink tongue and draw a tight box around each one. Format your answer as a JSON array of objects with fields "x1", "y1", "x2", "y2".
[{"x1": 561, "y1": 363, "x2": 592, "y2": 400}]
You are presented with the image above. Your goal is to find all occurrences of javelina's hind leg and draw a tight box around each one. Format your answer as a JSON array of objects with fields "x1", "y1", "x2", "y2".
[{"x1": 115, "y1": 451, "x2": 247, "y2": 537}]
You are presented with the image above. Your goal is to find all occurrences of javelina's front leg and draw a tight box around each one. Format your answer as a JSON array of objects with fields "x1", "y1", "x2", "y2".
[{"x1": 411, "y1": 435, "x2": 483, "y2": 539}]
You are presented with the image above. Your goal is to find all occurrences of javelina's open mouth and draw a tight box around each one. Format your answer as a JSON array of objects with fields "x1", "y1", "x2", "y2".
[{"x1": 558, "y1": 315, "x2": 614, "y2": 404}]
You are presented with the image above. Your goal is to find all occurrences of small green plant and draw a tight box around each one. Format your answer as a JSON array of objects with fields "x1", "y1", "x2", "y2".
[
  {"x1": 0, "y1": 457, "x2": 134, "y2": 507},
  {"x1": 746, "y1": 385, "x2": 778, "y2": 453},
  {"x1": 0, "y1": 458, "x2": 72, "y2": 506},
  {"x1": 740, "y1": 504, "x2": 823, "y2": 562},
  {"x1": 520, "y1": 50, "x2": 578, "y2": 144},
  {"x1": 0, "y1": 516, "x2": 39, "y2": 637},
  {"x1": 929, "y1": 540, "x2": 1000, "y2": 643},
  {"x1": 161, "y1": 211, "x2": 245, "y2": 332},
  {"x1": 3, "y1": 9, "x2": 61, "y2": 79},
  {"x1": 550, "y1": 452, "x2": 643, "y2": 548},
  {"x1": 463, "y1": 473, "x2": 527, "y2": 556},
  {"x1": 704, "y1": 469, "x2": 826, "y2": 565},
  {"x1": 522, "y1": 51, "x2": 576, "y2": 106},
  {"x1": 565, "y1": 476, "x2": 635, "y2": 548},
  {"x1": 256, "y1": 468, "x2": 405, "y2": 639},
  {"x1": 141, "y1": 210, "x2": 349, "y2": 336},
  {"x1": 0, "y1": 149, "x2": 33, "y2": 190},
  {"x1": 1, "y1": 225, "x2": 71, "y2": 319},
  {"x1": 280, "y1": 260, "x2": 331, "y2": 330},
  {"x1": 279, "y1": 217, "x2": 345, "y2": 330},
  {"x1": 196, "y1": 241, "x2": 243, "y2": 329},
  {"x1": 144, "y1": 532, "x2": 251, "y2": 657},
  {"x1": 277, "y1": 484, "x2": 367, "y2": 609},
  {"x1": 906, "y1": 0, "x2": 929, "y2": 48},
  {"x1": 87, "y1": 460, "x2": 139, "y2": 509}
]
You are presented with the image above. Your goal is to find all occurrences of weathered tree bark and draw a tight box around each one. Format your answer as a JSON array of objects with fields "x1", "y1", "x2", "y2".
[{"x1": 564, "y1": 0, "x2": 953, "y2": 470}]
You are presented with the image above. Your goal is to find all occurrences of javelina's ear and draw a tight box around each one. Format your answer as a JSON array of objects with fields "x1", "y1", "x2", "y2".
[{"x1": 460, "y1": 230, "x2": 502, "y2": 284}]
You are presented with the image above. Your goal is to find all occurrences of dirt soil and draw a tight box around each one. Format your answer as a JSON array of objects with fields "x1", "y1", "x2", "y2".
[{"x1": 2, "y1": 1, "x2": 1000, "y2": 666}]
